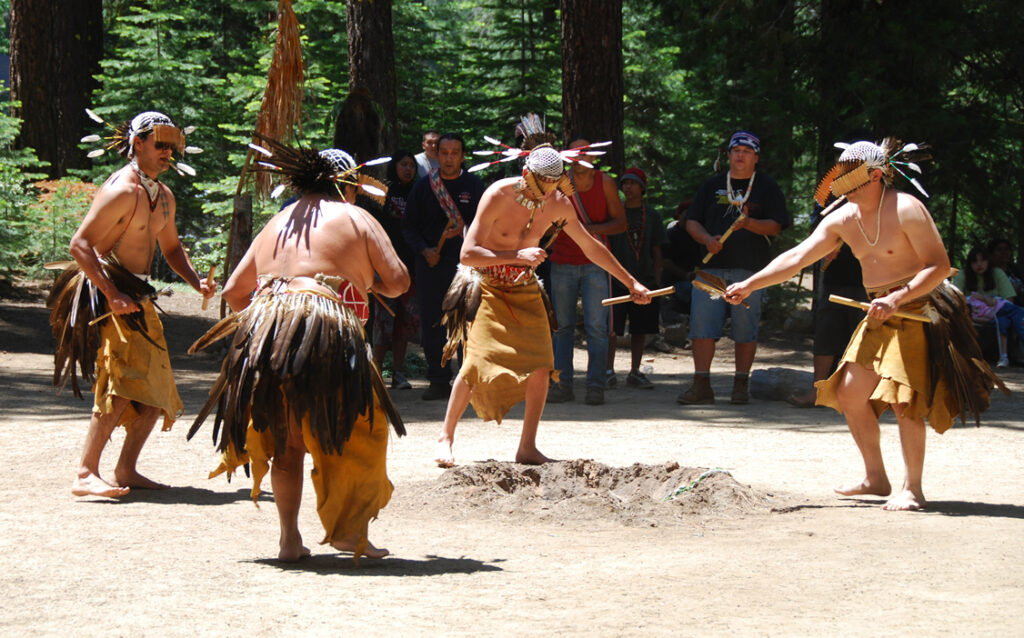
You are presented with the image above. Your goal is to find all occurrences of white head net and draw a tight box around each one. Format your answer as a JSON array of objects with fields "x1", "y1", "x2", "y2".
[
  {"x1": 319, "y1": 148, "x2": 356, "y2": 175},
  {"x1": 837, "y1": 141, "x2": 886, "y2": 169},
  {"x1": 525, "y1": 145, "x2": 565, "y2": 180}
]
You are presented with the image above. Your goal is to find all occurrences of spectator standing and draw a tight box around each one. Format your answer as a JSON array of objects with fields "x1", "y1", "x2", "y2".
[
  {"x1": 678, "y1": 130, "x2": 789, "y2": 405},
  {"x1": 402, "y1": 133, "x2": 485, "y2": 400},
  {"x1": 371, "y1": 151, "x2": 421, "y2": 389},
  {"x1": 547, "y1": 138, "x2": 626, "y2": 406},
  {"x1": 414, "y1": 129, "x2": 440, "y2": 178},
  {"x1": 606, "y1": 167, "x2": 667, "y2": 389}
]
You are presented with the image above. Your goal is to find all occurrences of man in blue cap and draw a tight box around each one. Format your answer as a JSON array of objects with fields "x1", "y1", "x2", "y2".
[{"x1": 678, "y1": 130, "x2": 789, "y2": 405}]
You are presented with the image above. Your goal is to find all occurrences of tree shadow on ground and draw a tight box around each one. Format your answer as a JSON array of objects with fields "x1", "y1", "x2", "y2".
[
  {"x1": 249, "y1": 554, "x2": 505, "y2": 576},
  {"x1": 78, "y1": 486, "x2": 269, "y2": 506}
]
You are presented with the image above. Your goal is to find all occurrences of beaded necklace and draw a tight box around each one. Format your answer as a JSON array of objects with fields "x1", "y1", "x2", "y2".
[{"x1": 513, "y1": 179, "x2": 544, "y2": 233}]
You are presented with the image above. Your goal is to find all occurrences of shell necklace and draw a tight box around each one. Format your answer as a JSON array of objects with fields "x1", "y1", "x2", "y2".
[
  {"x1": 725, "y1": 170, "x2": 756, "y2": 210},
  {"x1": 855, "y1": 185, "x2": 886, "y2": 247}
]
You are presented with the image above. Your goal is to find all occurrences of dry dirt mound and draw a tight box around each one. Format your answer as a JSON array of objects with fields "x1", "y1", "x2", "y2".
[{"x1": 432, "y1": 459, "x2": 772, "y2": 526}]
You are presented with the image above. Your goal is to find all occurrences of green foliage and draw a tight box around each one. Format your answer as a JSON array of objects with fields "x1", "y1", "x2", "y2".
[
  {"x1": 5, "y1": 0, "x2": 1019, "y2": 286},
  {"x1": 0, "y1": 88, "x2": 51, "y2": 283}
]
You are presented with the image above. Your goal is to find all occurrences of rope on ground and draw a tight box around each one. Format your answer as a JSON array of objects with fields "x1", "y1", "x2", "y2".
[{"x1": 665, "y1": 468, "x2": 732, "y2": 501}]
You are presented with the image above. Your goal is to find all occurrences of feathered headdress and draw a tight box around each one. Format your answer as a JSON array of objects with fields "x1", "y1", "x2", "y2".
[
  {"x1": 247, "y1": 133, "x2": 389, "y2": 204},
  {"x1": 814, "y1": 137, "x2": 932, "y2": 214},
  {"x1": 81, "y1": 109, "x2": 202, "y2": 177}
]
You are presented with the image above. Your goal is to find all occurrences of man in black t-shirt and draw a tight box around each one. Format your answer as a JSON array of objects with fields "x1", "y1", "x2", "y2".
[
  {"x1": 401, "y1": 133, "x2": 485, "y2": 400},
  {"x1": 678, "y1": 130, "x2": 789, "y2": 405}
]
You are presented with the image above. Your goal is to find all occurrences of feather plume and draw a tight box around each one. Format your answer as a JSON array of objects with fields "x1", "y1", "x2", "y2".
[{"x1": 85, "y1": 108, "x2": 105, "y2": 124}]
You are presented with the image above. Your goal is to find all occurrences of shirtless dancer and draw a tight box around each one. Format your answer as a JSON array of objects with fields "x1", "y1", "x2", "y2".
[
  {"x1": 725, "y1": 139, "x2": 995, "y2": 511},
  {"x1": 190, "y1": 144, "x2": 409, "y2": 561},
  {"x1": 434, "y1": 140, "x2": 651, "y2": 467},
  {"x1": 63, "y1": 111, "x2": 214, "y2": 498}
]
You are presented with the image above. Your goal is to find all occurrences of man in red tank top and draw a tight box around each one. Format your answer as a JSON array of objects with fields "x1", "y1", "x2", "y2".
[{"x1": 547, "y1": 138, "x2": 626, "y2": 406}]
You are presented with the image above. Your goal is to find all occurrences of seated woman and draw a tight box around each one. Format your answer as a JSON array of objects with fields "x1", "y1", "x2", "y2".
[{"x1": 951, "y1": 245, "x2": 1024, "y2": 367}]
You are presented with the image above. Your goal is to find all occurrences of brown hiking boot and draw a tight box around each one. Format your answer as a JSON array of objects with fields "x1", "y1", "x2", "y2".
[
  {"x1": 676, "y1": 375, "x2": 714, "y2": 405},
  {"x1": 730, "y1": 375, "x2": 750, "y2": 404}
]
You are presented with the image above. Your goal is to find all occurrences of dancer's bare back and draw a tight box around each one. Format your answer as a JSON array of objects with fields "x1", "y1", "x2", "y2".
[{"x1": 223, "y1": 195, "x2": 409, "y2": 310}]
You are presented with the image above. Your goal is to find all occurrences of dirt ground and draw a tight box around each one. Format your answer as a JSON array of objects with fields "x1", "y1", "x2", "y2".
[{"x1": 1, "y1": 283, "x2": 1022, "y2": 637}]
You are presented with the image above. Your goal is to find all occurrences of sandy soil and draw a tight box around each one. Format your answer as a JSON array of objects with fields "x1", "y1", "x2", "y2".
[{"x1": 1, "y1": 283, "x2": 1022, "y2": 637}]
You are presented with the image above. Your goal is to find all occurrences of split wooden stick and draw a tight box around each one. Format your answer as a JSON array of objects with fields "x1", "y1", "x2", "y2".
[
  {"x1": 701, "y1": 214, "x2": 746, "y2": 264},
  {"x1": 201, "y1": 265, "x2": 216, "y2": 311},
  {"x1": 602, "y1": 285, "x2": 675, "y2": 307},
  {"x1": 828, "y1": 294, "x2": 931, "y2": 323}
]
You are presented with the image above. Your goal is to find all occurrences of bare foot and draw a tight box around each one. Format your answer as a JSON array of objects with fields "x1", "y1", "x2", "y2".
[
  {"x1": 785, "y1": 389, "x2": 817, "y2": 408},
  {"x1": 434, "y1": 437, "x2": 455, "y2": 468},
  {"x1": 834, "y1": 476, "x2": 892, "y2": 497},
  {"x1": 515, "y1": 448, "x2": 553, "y2": 465},
  {"x1": 883, "y1": 489, "x2": 926, "y2": 511},
  {"x1": 278, "y1": 542, "x2": 312, "y2": 562},
  {"x1": 72, "y1": 473, "x2": 130, "y2": 498},
  {"x1": 330, "y1": 537, "x2": 390, "y2": 559},
  {"x1": 112, "y1": 469, "x2": 169, "y2": 490}
]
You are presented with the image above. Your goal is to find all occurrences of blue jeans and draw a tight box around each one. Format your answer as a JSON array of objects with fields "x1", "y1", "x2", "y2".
[
  {"x1": 689, "y1": 267, "x2": 764, "y2": 342},
  {"x1": 550, "y1": 262, "x2": 610, "y2": 389},
  {"x1": 996, "y1": 301, "x2": 1024, "y2": 339}
]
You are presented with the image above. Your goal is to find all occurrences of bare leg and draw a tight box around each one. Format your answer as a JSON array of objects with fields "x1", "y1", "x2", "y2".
[
  {"x1": 734, "y1": 341, "x2": 758, "y2": 374},
  {"x1": 630, "y1": 333, "x2": 645, "y2": 372},
  {"x1": 833, "y1": 363, "x2": 892, "y2": 497},
  {"x1": 72, "y1": 397, "x2": 131, "y2": 498},
  {"x1": 516, "y1": 368, "x2": 553, "y2": 465},
  {"x1": 112, "y1": 405, "x2": 168, "y2": 490},
  {"x1": 272, "y1": 421, "x2": 311, "y2": 561},
  {"x1": 883, "y1": 413, "x2": 927, "y2": 511},
  {"x1": 435, "y1": 374, "x2": 472, "y2": 468},
  {"x1": 691, "y1": 338, "x2": 715, "y2": 373}
]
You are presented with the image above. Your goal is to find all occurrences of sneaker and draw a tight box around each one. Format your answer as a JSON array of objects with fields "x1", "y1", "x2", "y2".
[
  {"x1": 626, "y1": 370, "x2": 654, "y2": 389},
  {"x1": 997, "y1": 356, "x2": 1010, "y2": 368},
  {"x1": 391, "y1": 371, "x2": 412, "y2": 390},
  {"x1": 547, "y1": 384, "x2": 575, "y2": 403},
  {"x1": 584, "y1": 386, "x2": 605, "y2": 405},
  {"x1": 730, "y1": 375, "x2": 750, "y2": 405},
  {"x1": 676, "y1": 375, "x2": 714, "y2": 405},
  {"x1": 605, "y1": 369, "x2": 617, "y2": 389},
  {"x1": 422, "y1": 383, "x2": 451, "y2": 401}
]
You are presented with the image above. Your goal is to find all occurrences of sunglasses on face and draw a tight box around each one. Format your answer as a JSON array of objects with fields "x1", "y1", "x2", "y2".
[{"x1": 154, "y1": 141, "x2": 175, "y2": 151}]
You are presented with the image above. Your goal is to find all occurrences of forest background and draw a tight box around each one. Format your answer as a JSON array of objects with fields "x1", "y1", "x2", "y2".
[{"x1": 1, "y1": 0, "x2": 1022, "y2": 289}]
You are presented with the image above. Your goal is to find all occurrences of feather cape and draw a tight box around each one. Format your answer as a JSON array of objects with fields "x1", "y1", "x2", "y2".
[
  {"x1": 47, "y1": 259, "x2": 160, "y2": 399},
  {"x1": 187, "y1": 290, "x2": 404, "y2": 459}
]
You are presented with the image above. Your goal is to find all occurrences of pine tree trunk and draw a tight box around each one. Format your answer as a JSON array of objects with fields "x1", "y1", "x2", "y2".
[
  {"x1": 343, "y1": 0, "x2": 397, "y2": 159},
  {"x1": 560, "y1": 0, "x2": 624, "y2": 174},
  {"x1": 9, "y1": 0, "x2": 103, "y2": 178}
]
